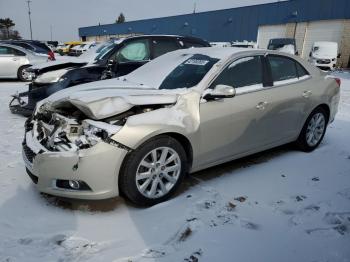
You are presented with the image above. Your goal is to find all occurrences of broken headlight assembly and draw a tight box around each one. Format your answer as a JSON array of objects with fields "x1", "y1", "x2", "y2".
[
  {"x1": 76, "y1": 120, "x2": 122, "y2": 148},
  {"x1": 34, "y1": 69, "x2": 68, "y2": 84}
]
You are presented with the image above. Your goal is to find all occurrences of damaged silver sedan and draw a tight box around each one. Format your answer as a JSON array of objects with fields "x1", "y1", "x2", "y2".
[{"x1": 22, "y1": 48, "x2": 340, "y2": 206}]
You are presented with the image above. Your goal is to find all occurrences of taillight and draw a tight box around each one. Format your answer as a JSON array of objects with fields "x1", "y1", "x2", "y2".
[
  {"x1": 48, "y1": 51, "x2": 55, "y2": 61},
  {"x1": 334, "y1": 78, "x2": 341, "y2": 87}
]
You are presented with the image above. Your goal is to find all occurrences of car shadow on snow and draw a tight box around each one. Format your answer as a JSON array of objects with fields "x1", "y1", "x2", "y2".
[
  {"x1": 30, "y1": 113, "x2": 349, "y2": 213},
  {"x1": 40, "y1": 193, "x2": 125, "y2": 212},
  {"x1": 188, "y1": 144, "x2": 292, "y2": 184},
  {"x1": 41, "y1": 143, "x2": 294, "y2": 212}
]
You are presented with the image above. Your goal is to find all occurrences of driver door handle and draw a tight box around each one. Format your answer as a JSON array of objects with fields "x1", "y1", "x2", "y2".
[{"x1": 256, "y1": 101, "x2": 268, "y2": 110}]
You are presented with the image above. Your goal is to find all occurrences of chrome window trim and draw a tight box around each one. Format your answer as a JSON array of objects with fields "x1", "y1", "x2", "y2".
[{"x1": 203, "y1": 53, "x2": 312, "y2": 97}]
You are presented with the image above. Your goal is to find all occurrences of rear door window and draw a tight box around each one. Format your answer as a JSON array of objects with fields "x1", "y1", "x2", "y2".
[
  {"x1": 116, "y1": 39, "x2": 150, "y2": 63},
  {"x1": 0, "y1": 46, "x2": 12, "y2": 55},
  {"x1": 0, "y1": 46, "x2": 23, "y2": 56},
  {"x1": 212, "y1": 56, "x2": 263, "y2": 92},
  {"x1": 268, "y1": 55, "x2": 298, "y2": 84},
  {"x1": 152, "y1": 39, "x2": 179, "y2": 58},
  {"x1": 268, "y1": 55, "x2": 309, "y2": 85}
]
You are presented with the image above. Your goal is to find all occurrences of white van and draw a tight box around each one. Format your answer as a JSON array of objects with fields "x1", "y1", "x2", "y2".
[{"x1": 309, "y1": 41, "x2": 339, "y2": 70}]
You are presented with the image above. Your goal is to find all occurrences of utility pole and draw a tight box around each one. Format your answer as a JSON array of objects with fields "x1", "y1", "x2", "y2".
[
  {"x1": 193, "y1": 2, "x2": 196, "y2": 14},
  {"x1": 50, "y1": 25, "x2": 52, "y2": 41},
  {"x1": 26, "y1": 0, "x2": 33, "y2": 40}
]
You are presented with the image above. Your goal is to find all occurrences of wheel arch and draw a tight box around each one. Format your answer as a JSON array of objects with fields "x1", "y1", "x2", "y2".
[
  {"x1": 314, "y1": 103, "x2": 330, "y2": 122},
  {"x1": 160, "y1": 132, "x2": 194, "y2": 171},
  {"x1": 17, "y1": 64, "x2": 32, "y2": 80},
  {"x1": 117, "y1": 131, "x2": 194, "y2": 197}
]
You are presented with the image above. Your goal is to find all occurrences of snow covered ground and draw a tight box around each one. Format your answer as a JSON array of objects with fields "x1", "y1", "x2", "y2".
[{"x1": 0, "y1": 71, "x2": 349, "y2": 262}]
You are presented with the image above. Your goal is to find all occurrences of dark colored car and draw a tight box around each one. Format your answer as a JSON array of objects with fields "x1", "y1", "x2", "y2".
[
  {"x1": 0, "y1": 40, "x2": 55, "y2": 60},
  {"x1": 9, "y1": 35, "x2": 210, "y2": 116},
  {"x1": 267, "y1": 38, "x2": 298, "y2": 55}
]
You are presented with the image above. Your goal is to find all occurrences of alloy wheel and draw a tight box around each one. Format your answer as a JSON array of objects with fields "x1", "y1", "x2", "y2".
[
  {"x1": 135, "y1": 147, "x2": 181, "y2": 199},
  {"x1": 306, "y1": 112, "x2": 326, "y2": 147}
]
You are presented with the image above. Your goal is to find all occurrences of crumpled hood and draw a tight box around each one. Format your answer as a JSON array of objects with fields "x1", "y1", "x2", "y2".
[
  {"x1": 29, "y1": 59, "x2": 88, "y2": 74},
  {"x1": 41, "y1": 77, "x2": 190, "y2": 120}
]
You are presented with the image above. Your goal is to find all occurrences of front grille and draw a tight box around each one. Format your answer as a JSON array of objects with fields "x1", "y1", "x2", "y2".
[
  {"x1": 22, "y1": 142, "x2": 36, "y2": 163},
  {"x1": 317, "y1": 59, "x2": 331, "y2": 64}
]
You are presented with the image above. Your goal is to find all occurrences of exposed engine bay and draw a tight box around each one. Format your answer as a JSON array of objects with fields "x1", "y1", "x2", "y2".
[{"x1": 28, "y1": 103, "x2": 166, "y2": 152}]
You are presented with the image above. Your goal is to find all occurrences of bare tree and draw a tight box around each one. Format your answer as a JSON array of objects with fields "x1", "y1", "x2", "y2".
[
  {"x1": 116, "y1": 13, "x2": 126, "y2": 24},
  {"x1": 0, "y1": 18, "x2": 15, "y2": 39}
]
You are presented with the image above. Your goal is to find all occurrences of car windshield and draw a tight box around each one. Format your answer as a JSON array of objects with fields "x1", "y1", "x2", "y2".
[
  {"x1": 94, "y1": 42, "x2": 117, "y2": 61},
  {"x1": 159, "y1": 54, "x2": 219, "y2": 89},
  {"x1": 126, "y1": 52, "x2": 219, "y2": 89}
]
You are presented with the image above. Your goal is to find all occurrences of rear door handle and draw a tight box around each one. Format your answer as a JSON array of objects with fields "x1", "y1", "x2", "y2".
[
  {"x1": 302, "y1": 90, "x2": 312, "y2": 98},
  {"x1": 256, "y1": 101, "x2": 268, "y2": 110},
  {"x1": 12, "y1": 57, "x2": 19, "y2": 61}
]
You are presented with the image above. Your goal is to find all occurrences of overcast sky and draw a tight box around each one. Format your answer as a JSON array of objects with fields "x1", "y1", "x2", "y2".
[{"x1": 0, "y1": 0, "x2": 284, "y2": 42}]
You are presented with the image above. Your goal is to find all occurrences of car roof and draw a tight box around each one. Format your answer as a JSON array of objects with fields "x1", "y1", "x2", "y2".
[
  {"x1": 163, "y1": 47, "x2": 259, "y2": 60},
  {"x1": 1, "y1": 40, "x2": 49, "y2": 53},
  {"x1": 314, "y1": 41, "x2": 338, "y2": 47},
  {"x1": 120, "y1": 34, "x2": 209, "y2": 44}
]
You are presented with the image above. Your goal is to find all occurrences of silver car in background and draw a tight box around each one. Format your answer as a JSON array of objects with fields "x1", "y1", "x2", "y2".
[
  {"x1": 22, "y1": 48, "x2": 340, "y2": 206},
  {"x1": 0, "y1": 43, "x2": 48, "y2": 81}
]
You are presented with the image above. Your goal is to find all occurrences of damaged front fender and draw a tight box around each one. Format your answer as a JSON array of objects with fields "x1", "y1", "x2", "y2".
[{"x1": 111, "y1": 91, "x2": 201, "y2": 150}]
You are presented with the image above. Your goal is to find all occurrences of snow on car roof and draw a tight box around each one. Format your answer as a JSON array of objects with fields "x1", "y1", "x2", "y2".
[
  {"x1": 123, "y1": 47, "x2": 251, "y2": 88},
  {"x1": 175, "y1": 47, "x2": 251, "y2": 59}
]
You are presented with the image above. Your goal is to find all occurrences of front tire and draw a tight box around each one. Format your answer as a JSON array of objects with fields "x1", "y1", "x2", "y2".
[
  {"x1": 119, "y1": 135, "x2": 187, "y2": 206},
  {"x1": 296, "y1": 107, "x2": 328, "y2": 152}
]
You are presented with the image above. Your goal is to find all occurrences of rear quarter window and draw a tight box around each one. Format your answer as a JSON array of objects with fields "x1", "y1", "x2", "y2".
[
  {"x1": 268, "y1": 55, "x2": 298, "y2": 82},
  {"x1": 295, "y1": 62, "x2": 309, "y2": 78}
]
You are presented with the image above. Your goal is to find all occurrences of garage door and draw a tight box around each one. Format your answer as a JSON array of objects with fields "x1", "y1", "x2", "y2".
[
  {"x1": 257, "y1": 24, "x2": 286, "y2": 49},
  {"x1": 301, "y1": 20, "x2": 343, "y2": 59}
]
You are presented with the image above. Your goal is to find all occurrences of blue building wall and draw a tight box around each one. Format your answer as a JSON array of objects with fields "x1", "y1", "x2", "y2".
[{"x1": 79, "y1": 0, "x2": 350, "y2": 42}]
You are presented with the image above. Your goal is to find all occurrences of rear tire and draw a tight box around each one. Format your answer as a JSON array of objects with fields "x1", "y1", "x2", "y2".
[
  {"x1": 17, "y1": 65, "x2": 31, "y2": 82},
  {"x1": 119, "y1": 135, "x2": 187, "y2": 206},
  {"x1": 296, "y1": 107, "x2": 328, "y2": 152}
]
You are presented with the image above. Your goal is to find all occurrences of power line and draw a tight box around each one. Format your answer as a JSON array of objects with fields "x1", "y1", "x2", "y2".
[{"x1": 26, "y1": 0, "x2": 33, "y2": 40}]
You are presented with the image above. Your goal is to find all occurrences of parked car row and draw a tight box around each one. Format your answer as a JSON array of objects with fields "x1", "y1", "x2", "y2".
[
  {"x1": 68, "y1": 42, "x2": 98, "y2": 56},
  {"x1": 265, "y1": 38, "x2": 341, "y2": 70},
  {"x1": 56, "y1": 41, "x2": 82, "y2": 56},
  {"x1": 9, "y1": 35, "x2": 211, "y2": 115},
  {"x1": 0, "y1": 39, "x2": 55, "y2": 60},
  {"x1": 2, "y1": 34, "x2": 338, "y2": 206},
  {"x1": 0, "y1": 43, "x2": 49, "y2": 81},
  {"x1": 211, "y1": 41, "x2": 257, "y2": 48}
]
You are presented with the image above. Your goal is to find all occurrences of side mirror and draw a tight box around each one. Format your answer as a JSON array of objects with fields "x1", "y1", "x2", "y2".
[
  {"x1": 309, "y1": 52, "x2": 312, "y2": 57},
  {"x1": 203, "y1": 84, "x2": 236, "y2": 101},
  {"x1": 337, "y1": 53, "x2": 341, "y2": 58}
]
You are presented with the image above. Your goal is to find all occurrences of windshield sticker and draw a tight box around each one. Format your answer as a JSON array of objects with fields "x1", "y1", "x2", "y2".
[{"x1": 184, "y1": 59, "x2": 209, "y2": 66}]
